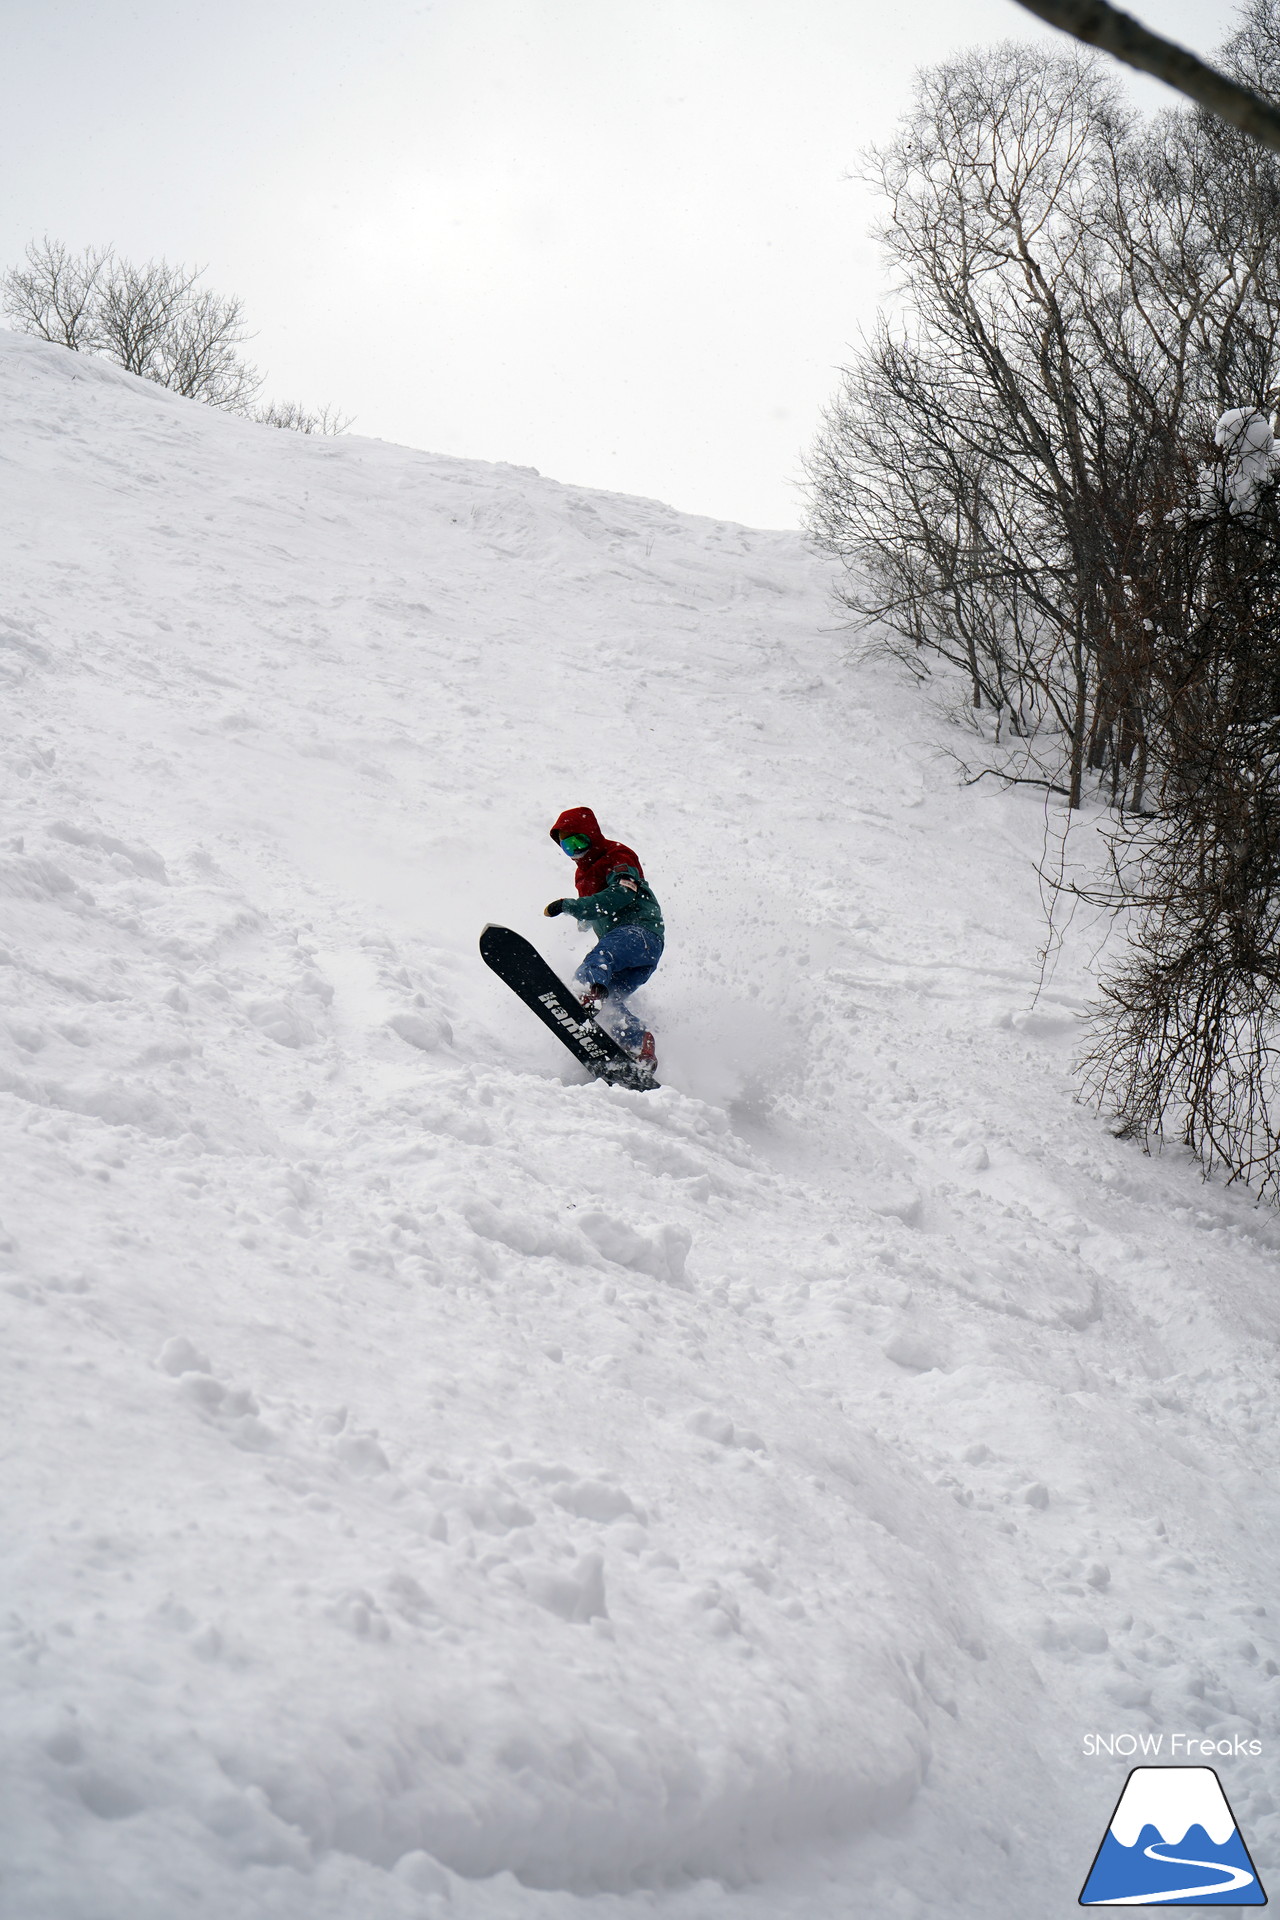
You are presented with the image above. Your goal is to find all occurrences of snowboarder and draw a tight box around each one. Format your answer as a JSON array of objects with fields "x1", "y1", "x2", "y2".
[{"x1": 543, "y1": 806, "x2": 663, "y2": 1071}]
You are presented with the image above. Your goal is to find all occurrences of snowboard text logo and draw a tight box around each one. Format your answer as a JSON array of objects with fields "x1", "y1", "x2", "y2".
[
  {"x1": 536, "y1": 989, "x2": 607, "y2": 1056},
  {"x1": 1079, "y1": 1766, "x2": 1266, "y2": 1906}
]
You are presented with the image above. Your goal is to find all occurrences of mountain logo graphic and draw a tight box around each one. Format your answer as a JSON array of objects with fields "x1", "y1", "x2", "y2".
[{"x1": 1080, "y1": 1766, "x2": 1266, "y2": 1905}]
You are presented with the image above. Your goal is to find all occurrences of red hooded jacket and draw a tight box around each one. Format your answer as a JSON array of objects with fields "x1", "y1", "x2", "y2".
[{"x1": 549, "y1": 806, "x2": 644, "y2": 899}]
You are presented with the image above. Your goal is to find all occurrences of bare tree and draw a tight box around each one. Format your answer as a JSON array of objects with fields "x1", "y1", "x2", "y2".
[
  {"x1": 93, "y1": 257, "x2": 261, "y2": 410},
  {"x1": 1078, "y1": 449, "x2": 1280, "y2": 1196},
  {"x1": 807, "y1": 28, "x2": 1280, "y2": 808},
  {"x1": 3, "y1": 238, "x2": 348, "y2": 430},
  {"x1": 255, "y1": 399, "x2": 354, "y2": 435},
  {"x1": 809, "y1": 46, "x2": 1165, "y2": 803},
  {"x1": 2, "y1": 238, "x2": 109, "y2": 351},
  {"x1": 810, "y1": 10, "x2": 1280, "y2": 1201}
]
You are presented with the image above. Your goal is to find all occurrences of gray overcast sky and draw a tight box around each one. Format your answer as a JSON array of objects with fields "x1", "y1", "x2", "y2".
[{"x1": 2, "y1": 0, "x2": 1244, "y2": 527}]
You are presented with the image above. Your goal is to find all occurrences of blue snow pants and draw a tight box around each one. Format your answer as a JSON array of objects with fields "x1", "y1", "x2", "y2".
[{"x1": 575, "y1": 926, "x2": 663, "y2": 1050}]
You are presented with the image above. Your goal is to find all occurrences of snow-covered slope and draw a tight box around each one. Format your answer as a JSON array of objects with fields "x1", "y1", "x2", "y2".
[{"x1": 1, "y1": 328, "x2": 1277, "y2": 1920}]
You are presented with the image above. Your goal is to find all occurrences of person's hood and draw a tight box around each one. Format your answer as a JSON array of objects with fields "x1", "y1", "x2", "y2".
[{"x1": 549, "y1": 806, "x2": 602, "y2": 848}]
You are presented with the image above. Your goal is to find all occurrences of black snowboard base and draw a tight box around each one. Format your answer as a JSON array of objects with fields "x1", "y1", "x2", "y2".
[{"x1": 480, "y1": 924, "x2": 658, "y2": 1092}]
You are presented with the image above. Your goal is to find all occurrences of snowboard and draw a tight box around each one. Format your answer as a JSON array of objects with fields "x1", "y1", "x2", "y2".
[{"x1": 479, "y1": 924, "x2": 658, "y2": 1091}]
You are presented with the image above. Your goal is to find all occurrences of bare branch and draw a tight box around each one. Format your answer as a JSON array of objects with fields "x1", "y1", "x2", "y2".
[{"x1": 1010, "y1": 0, "x2": 1280, "y2": 153}]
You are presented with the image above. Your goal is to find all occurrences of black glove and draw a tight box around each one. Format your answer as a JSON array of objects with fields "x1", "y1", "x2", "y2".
[{"x1": 544, "y1": 899, "x2": 564, "y2": 917}]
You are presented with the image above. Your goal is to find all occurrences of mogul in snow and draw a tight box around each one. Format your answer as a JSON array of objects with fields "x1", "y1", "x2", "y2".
[{"x1": 544, "y1": 806, "x2": 663, "y2": 1071}]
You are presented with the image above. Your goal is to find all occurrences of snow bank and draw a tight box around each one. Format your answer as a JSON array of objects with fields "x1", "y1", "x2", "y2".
[{"x1": 2, "y1": 329, "x2": 1278, "y2": 1919}]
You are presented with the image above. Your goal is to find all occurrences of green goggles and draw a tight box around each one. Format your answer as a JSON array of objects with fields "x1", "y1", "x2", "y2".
[{"x1": 560, "y1": 834, "x2": 592, "y2": 856}]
